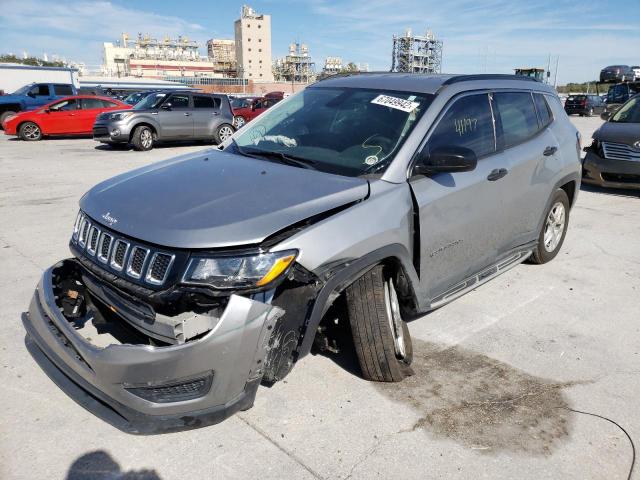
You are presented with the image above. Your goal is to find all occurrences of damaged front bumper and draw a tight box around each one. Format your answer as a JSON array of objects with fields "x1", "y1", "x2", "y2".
[{"x1": 23, "y1": 260, "x2": 283, "y2": 434}]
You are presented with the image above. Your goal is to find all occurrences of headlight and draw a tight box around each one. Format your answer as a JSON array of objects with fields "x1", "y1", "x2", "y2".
[
  {"x1": 183, "y1": 250, "x2": 298, "y2": 289},
  {"x1": 109, "y1": 111, "x2": 133, "y2": 121}
]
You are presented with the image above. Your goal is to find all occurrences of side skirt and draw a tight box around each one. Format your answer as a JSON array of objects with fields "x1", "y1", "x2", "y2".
[{"x1": 428, "y1": 248, "x2": 533, "y2": 310}]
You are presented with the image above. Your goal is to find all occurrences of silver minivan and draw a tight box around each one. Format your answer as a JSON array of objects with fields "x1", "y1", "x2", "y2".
[{"x1": 25, "y1": 74, "x2": 581, "y2": 433}]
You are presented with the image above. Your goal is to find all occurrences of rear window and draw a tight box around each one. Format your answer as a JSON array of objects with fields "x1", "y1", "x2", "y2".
[
  {"x1": 54, "y1": 84, "x2": 74, "y2": 96},
  {"x1": 194, "y1": 96, "x2": 216, "y2": 109},
  {"x1": 533, "y1": 94, "x2": 553, "y2": 128},
  {"x1": 493, "y1": 92, "x2": 539, "y2": 148}
]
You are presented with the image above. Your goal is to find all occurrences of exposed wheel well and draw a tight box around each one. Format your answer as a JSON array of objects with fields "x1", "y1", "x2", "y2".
[{"x1": 560, "y1": 180, "x2": 577, "y2": 207}]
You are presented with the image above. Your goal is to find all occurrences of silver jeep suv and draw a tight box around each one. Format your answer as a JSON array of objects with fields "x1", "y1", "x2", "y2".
[
  {"x1": 24, "y1": 74, "x2": 581, "y2": 433},
  {"x1": 93, "y1": 90, "x2": 235, "y2": 151}
]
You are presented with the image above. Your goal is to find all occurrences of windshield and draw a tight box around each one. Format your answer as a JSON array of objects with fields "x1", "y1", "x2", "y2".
[
  {"x1": 611, "y1": 96, "x2": 640, "y2": 123},
  {"x1": 231, "y1": 97, "x2": 253, "y2": 108},
  {"x1": 134, "y1": 92, "x2": 167, "y2": 110},
  {"x1": 124, "y1": 92, "x2": 145, "y2": 105},
  {"x1": 11, "y1": 84, "x2": 32, "y2": 95},
  {"x1": 232, "y1": 87, "x2": 433, "y2": 177}
]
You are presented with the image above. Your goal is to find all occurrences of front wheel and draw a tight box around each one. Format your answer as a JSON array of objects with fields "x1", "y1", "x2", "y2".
[
  {"x1": 345, "y1": 265, "x2": 413, "y2": 382},
  {"x1": 587, "y1": 107, "x2": 594, "y2": 117},
  {"x1": 131, "y1": 125, "x2": 154, "y2": 151},
  {"x1": 19, "y1": 122, "x2": 42, "y2": 141},
  {"x1": 233, "y1": 116, "x2": 246, "y2": 129},
  {"x1": 530, "y1": 189, "x2": 570, "y2": 264},
  {"x1": 213, "y1": 123, "x2": 235, "y2": 144}
]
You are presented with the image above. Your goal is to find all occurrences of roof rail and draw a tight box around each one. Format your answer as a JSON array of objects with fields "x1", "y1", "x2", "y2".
[
  {"x1": 442, "y1": 74, "x2": 539, "y2": 85},
  {"x1": 315, "y1": 70, "x2": 394, "y2": 82}
]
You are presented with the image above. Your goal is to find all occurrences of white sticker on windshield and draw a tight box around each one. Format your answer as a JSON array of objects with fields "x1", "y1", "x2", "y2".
[{"x1": 371, "y1": 94, "x2": 419, "y2": 112}]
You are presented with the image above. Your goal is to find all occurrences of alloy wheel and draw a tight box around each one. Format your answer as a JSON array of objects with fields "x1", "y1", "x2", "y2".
[
  {"x1": 140, "y1": 129, "x2": 153, "y2": 149},
  {"x1": 543, "y1": 202, "x2": 566, "y2": 252},
  {"x1": 23, "y1": 123, "x2": 41, "y2": 140},
  {"x1": 233, "y1": 116, "x2": 246, "y2": 128},
  {"x1": 219, "y1": 125, "x2": 234, "y2": 142},
  {"x1": 383, "y1": 278, "x2": 407, "y2": 359}
]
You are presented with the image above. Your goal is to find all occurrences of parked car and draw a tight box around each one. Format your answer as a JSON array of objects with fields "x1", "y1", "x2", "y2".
[
  {"x1": 564, "y1": 94, "x2": 606, "y2": 116},
  {"x1": 2, "y1": 96, "x2": 130, "y2": 141},
  {"x1": 24, "y1": 73, "x2": 580, "y2": 433},
  {"x1": 632, "y1": 66, "x2": 640, "y2": 81},
  {"x1": 603, "y1": 81, "x2": 640, "y2": 116},
  {"x1": 231, "y1": 96, "x2": 280, "y2": 128},
  {"x1": 93, "y1": 91, "x2": 234, "y2": 150},
  {"x1": 583, "y1": 93, "x2": 640, "y2": 190},
  {"x1": 0, "y1": 82, "x2": 77, "y2": 127},
  {"x1": 600, "y1": 65, "x2": 635, "y2": 83}
]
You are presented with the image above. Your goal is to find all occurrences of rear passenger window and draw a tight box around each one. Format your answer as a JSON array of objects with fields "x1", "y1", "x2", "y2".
[
  {"x1": 194, "y1": 96, "x2": 215, "y2": 109},
  {"x1": 533, "y1": 93, "x2": 553, "y2": 129},
  {"x1": 493, "y1": 92, "x2": 539, "y2": 148},
  {"x1": 54, "y1": 84, "x2": 74, "y2": 96},
  {"x1": 427, "y1": 94, "x2": 495, "y2": 158},
  {"x1": 81, "y1": 98, "x2": 105, "y2": 109}
]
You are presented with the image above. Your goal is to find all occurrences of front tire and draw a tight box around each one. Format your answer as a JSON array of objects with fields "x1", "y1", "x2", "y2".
[
  {"x1": 345, "y1": 265, "x2": 413, "y2": 382},
  {"x1": 19, "y1": 122, "x2": 42, "y2": 141},
  {"x1": 131, "y1": 125, "x2": 154, "y2": 151},
  {"x1": 233, "y1": 116, "x2": 246, "y2": 129},
  {"x1": 530, "y1": 189, "x2": 570, "y2": 264},
  {"x1": 213, "y1": 123, "x2": 235, "y2": 144}
]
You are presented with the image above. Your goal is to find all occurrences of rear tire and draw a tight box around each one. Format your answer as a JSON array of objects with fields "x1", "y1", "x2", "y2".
[
  {"x1": 345, "y1": 265, "x2": 413, "y2": 382},
  {"x1": 530, "y1": 189, "x2": 570, "y2": 264},
  {"x1": 213, "y1": 123, "x2": 235, "y2": 144},
  {"x1": 0, "y1": 110, "x2": 17, "y2": 129},
  {"x1": 19, "y1": 122, "x2": 42, "y2": 141},
  {"x1": 131, "y1": 125, "x2": 154, "y2": 151}
]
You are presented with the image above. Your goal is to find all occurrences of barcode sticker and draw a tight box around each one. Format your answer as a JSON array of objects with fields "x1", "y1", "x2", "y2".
[{"x1": 371, "y1": 94, "x2": 419, "y2": 112}]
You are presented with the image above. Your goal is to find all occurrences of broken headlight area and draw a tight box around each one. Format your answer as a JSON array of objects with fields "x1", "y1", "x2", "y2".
[{"x1": 53, "y1": 259, "x2": 228, "y2": 346}]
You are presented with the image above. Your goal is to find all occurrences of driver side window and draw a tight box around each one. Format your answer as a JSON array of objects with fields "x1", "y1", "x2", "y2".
[
  {"x1": 427, "y1": 94, "x2": 495, "y2": 158},
  {"x1": 50, "y1": 99, "x2": 78, "y2": 111},
  {"x1": 29, "y1": 85, "x2": 50, "y2": 97}
]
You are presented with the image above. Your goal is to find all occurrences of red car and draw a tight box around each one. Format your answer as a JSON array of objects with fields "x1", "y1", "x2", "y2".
[
  {"x1": 230, "y1": 96, "x2": 281, "y2": 128},
  {"x1": 2, "y1": 96, "x2": 131, "y2": 141}
]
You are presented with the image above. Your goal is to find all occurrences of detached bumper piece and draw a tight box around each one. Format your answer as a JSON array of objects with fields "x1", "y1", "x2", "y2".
[
  {"x1": 583, "y1": 150, "x2": 640, "y2": 191},
  {"x1": 23, "y1": 260, "x2": 283, "y2": 434}
]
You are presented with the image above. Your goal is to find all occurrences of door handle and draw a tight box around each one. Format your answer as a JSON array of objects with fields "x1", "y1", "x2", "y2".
[
  {"x1": 487, "y1": 168, "x2": 508, "y2": 181},
  {"x1": 543, "y1": 146, "x2": 558, "y2": 156},
  {"x1": 184, "y1": 112, "x2": 191, "y2": 116}
]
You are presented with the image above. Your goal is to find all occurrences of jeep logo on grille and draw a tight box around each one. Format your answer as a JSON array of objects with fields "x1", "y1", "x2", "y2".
[
  {"x1": 101, "y1": 212, "x2": 118, "y2": 226},
  {"x1": 634, "y1": 141, "x2": 640, "y2": 150}
]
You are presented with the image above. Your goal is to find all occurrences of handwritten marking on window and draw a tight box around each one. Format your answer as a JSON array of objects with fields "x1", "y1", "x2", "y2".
[{"x1": 454, "y1": 117, "x2": 478, "y2": 136}]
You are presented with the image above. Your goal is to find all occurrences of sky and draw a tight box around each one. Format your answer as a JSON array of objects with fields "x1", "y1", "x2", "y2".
[{"x1": 0, "y1": 0, "x2": 638, "y2": 84}]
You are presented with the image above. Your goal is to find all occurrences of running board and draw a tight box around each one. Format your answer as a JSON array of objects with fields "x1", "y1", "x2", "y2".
[{"x1": 429, "y1": 249, "x2": 533, "y2": 310}]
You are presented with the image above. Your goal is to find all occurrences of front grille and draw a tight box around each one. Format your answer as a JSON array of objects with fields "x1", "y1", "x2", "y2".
[
  {"x1": 125, "y1": 374, "x2": 213, "y2": 403},
  {"x1": 601, "y1": 172, "x2": 640, "y2": 184},
  {"x1": 126, "y1": 247, "x2": 149, "y2": 279},
  {"x1": 602, "y1": 142, "x2": 640, "y2": 162},
  {"x1": 93, "y1": 126, "x2": 109, "y2": 137},
  {"x1": 71, "y1": 212, "x2": 175, "y2": 287}
]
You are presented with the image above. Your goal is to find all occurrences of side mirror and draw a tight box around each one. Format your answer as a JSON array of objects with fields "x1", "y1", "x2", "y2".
[
  {"x1": 161, "y1": 102, "x2": 172, "y2": 110},
  {"x1": 414, "y1": 145, "x2": 478, "y2": 176},
  {"x1": 44, "y1": 109, "x2": 51, "y2": 114},
  {"x1": 600, "y1": 111, "x2": 612, "y2": 121}
]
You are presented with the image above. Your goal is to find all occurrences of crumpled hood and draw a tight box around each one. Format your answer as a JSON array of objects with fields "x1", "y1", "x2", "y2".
[
  {"x1": 594, "y1": 121, "x2": 640, "y2": 144},
  {"x1": 80, "y1": 149, "x2": 369, "y2": 249}
]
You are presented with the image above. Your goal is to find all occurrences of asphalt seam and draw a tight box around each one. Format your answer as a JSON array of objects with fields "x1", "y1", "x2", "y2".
[{"x1": 237, "y1": 414, "x2": 325, "y2": 480}]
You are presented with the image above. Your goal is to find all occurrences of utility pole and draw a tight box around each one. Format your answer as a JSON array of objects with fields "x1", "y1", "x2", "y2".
[
  {"x1": 546, "y1": 54, "x2": 551, "y2": 84},
  {"x1": 553, "y1": 56, "x2": 559, "y2": 89}
]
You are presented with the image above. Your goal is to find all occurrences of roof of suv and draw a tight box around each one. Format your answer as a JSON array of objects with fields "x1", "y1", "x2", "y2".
[{"x1": 313, "y1": 73, "x2": 545, "y2": 95}]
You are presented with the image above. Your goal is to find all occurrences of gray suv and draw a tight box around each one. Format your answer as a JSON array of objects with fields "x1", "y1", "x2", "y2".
[
  {"x1": 24, "y1": 74, "x2": 581, "y2": 434},
  {"x1": 93, "y1": 91, "x2": 235, "y2": 151}
]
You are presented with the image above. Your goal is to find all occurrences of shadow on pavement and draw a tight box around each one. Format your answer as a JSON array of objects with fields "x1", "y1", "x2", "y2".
[
  {"x1": 66, "y1": 450, "x2": 161, "y2": 480},
  {"x1": 580, "y1": 183, "x2": 640, "y2": 198}
]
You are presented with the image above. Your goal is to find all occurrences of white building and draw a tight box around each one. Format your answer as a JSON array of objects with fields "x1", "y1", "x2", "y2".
[{"x1": 234, "y1": 5, "x2": 274, "y2": 82}]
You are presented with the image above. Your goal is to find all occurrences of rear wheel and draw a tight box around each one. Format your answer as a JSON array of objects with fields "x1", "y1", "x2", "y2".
[
  {"x1": 0, "y1": 110, "x2": 17, "y2": 128},
  {"x1": 587, "y1": 107, "x2": 594, "y2": 117},
  {"x1": 345, "y1": 265, "x2": 413, "y2": 382},
  {"x1": 530, "y1": 189, "x2": 570, "y2": 264},
  {"x1": 19, "y1": 122, "x2": 42, "y2": 141},
  {"x1": 233, "y1": 116, "x2": 246, "y2": 129},
  {"x1": 213, "y1": 123, "x2": 235, "y2": 144},
  {"x1": 131, "y1": 125, "x2": 154, "y2": 151}
]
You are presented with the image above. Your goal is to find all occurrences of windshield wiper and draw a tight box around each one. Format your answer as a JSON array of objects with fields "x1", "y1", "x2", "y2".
[{"x1": 236, "y1": 146, "x2": 317, "y2": 170}]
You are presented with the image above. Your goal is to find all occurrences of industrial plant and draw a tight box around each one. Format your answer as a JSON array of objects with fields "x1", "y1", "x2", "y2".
[
  {"x1": 274, "y1": 43, "x2": 315, "y2": 83},
  {"x1": 391, "y1": 28, "x2": 443, "y2": 74}
]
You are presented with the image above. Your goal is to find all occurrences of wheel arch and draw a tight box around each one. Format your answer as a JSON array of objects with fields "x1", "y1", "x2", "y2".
[{"x1": 128, "y1": 122, "x2": 157, "y2": 141}]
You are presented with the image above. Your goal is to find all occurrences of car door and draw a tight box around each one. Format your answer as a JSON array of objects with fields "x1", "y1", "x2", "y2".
[
  {"x1": 76, "y1": 98, "x2": 108, "y2": 133},
  {"x1": 409, "y1": 92, "x2": 509, "y2": 300},
  {"x1": 491, "y1": 91, "x2": 559, "y2": 246},
  {"x1": 157, "y1": 93, "x2": 193, "y2": 138},
  {"x1": 192, "y1": 95, "x2": 220, "y2": 138},
  {"x1": 25, "y1": 84, "x2": 54, "y2": 109},
  {"x1": 43, "y1": 98, "x2": 80, "y2": 134}
]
